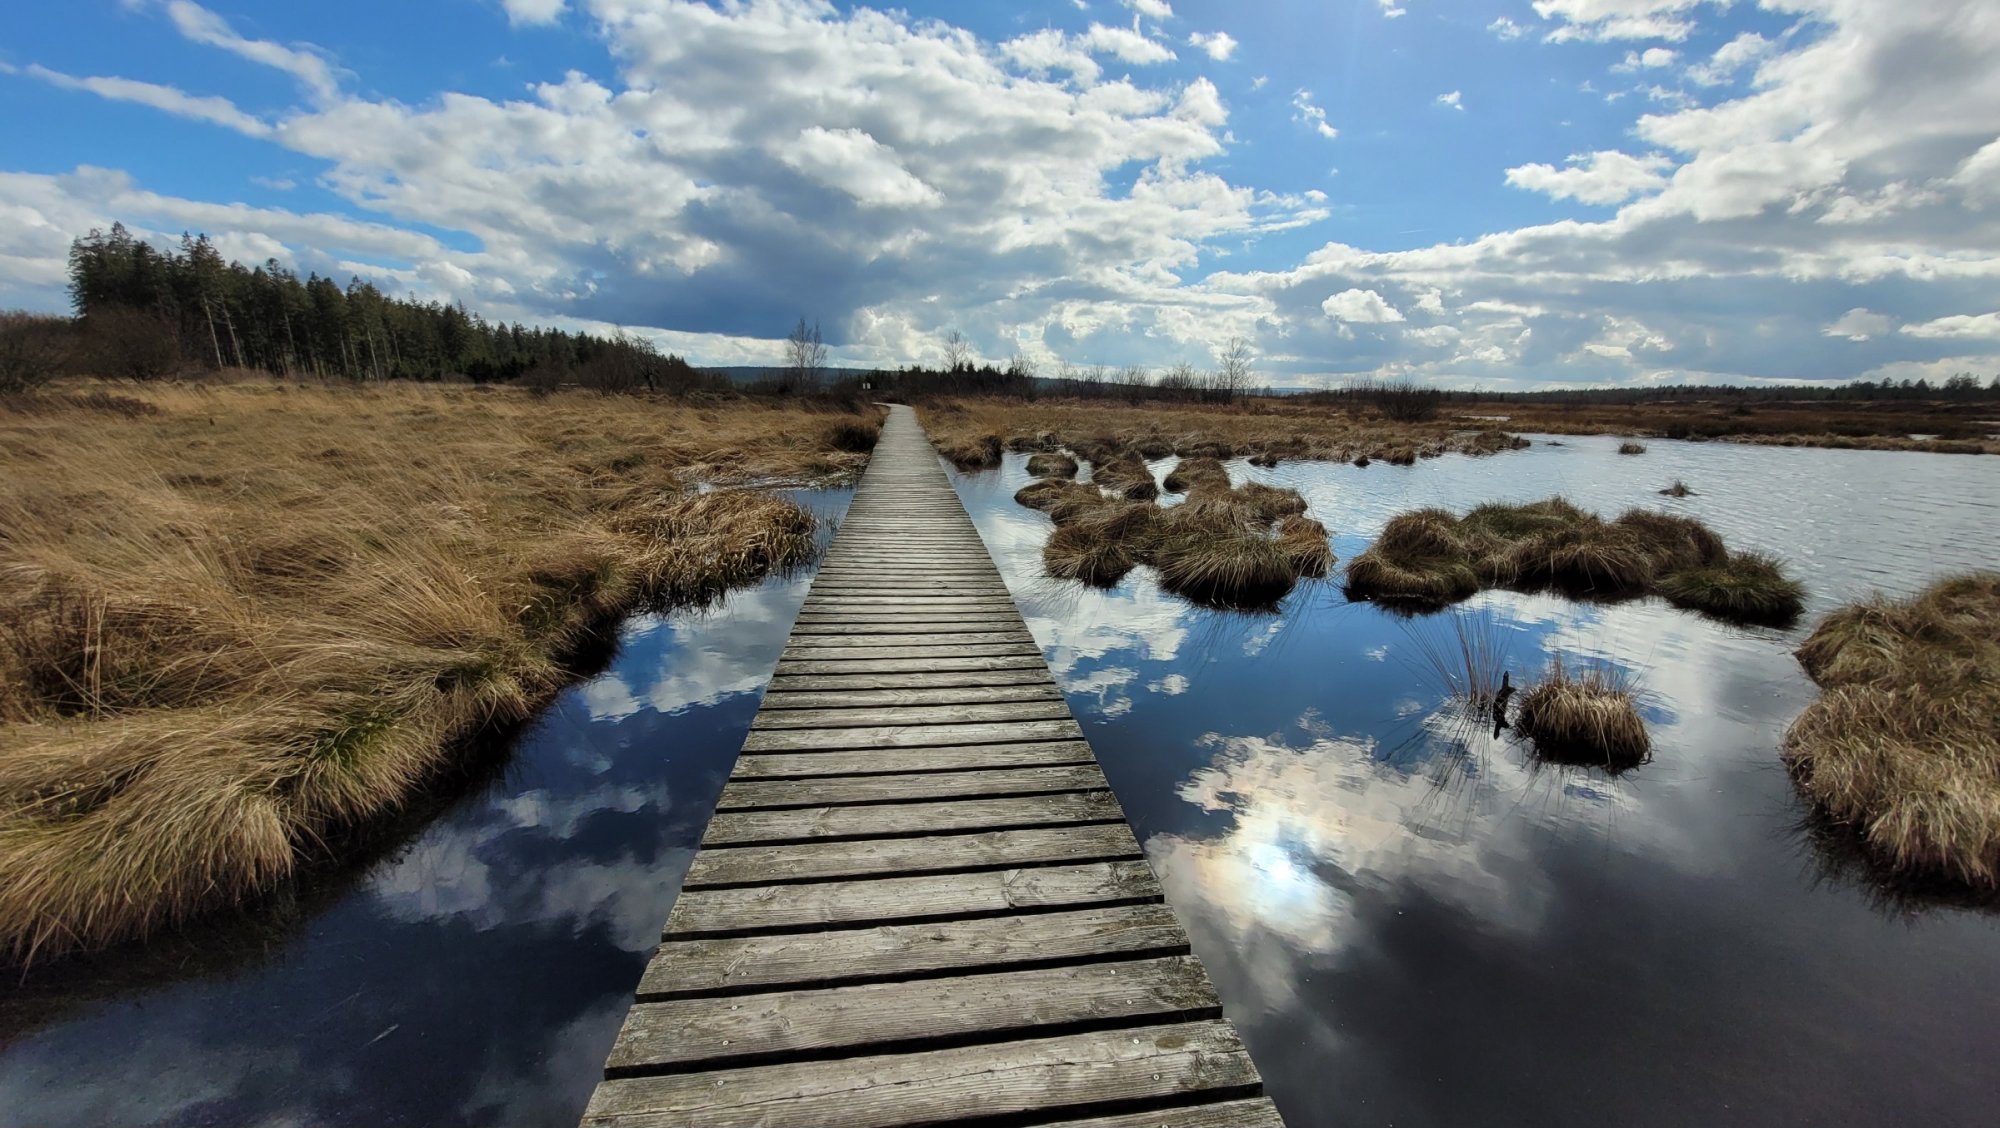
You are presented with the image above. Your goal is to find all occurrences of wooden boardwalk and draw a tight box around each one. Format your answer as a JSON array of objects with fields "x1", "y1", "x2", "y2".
[{"x1": 583, "y1": 405, "x2": 1282, "y2": 1128}]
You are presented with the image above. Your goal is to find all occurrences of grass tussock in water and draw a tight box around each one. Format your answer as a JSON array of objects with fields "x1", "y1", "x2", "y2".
[
  {"x1": 1660, "y1": 479, "x2": 1695, "y2": 497},
  {"x1": 0, "y1": 382, "x2": 875, "y2": 964},
  {"x1": 1345, "y1": 497, "x2": 1803, "y2": 624},
  {"x1": 1784, "y1": 572, "x2": 2000, "y2": 887},
  {"x1": 1023, "y1": 457, "x2": 1333, "y2": 608},
  {"x1": 1618, "y1": 441, "x2": 1648, "y2": 455},
  {"x1": 1025, "y1": 451, "x2": 1079, "y2": 479},
  {"x1": 1655, "y1": 551, "x2": 1806, "y2": 626},
  {"x1": 1514, "y1": 659, "x2": 1650, "y2": 770}
]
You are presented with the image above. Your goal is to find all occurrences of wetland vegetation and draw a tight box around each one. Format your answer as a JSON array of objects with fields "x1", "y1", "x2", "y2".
[
  {"x1": 0, "y1": 382, "x2": 878, "y2": 963},
  {"x1": 1786, "y1": 572, "x2": 2000, "y2": 887},
  {"x1": 1343, "y1": 497, "x2": 1806, "y2": 625}
]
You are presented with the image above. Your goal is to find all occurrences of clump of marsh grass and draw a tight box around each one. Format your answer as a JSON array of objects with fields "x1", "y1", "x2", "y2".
[
  {"x1": 1088, "y1": 451, "x2": 1160, "y2": 501},
  {"x1": 1148, "y1": 522, "x2": 1295, "y2": 608},
  {"x1": 1659, "y1": 479, "x2": 1695, "y2": 497},
  {"x1": 1514, "y1": 658, "x2": 1650, "y2": 770},
  {"x1": 1656, "y1": 550, "x2": 1805, "y2": 626},
  {"x1": 1344, "y1": 497, "x2": 1802, "y2": 623},
  {"x1": 1618, "y1": 441, "x2": 1648, "y2": 455},
  {"x1": 1026, "y1": 451, "x2": 1079, "y2": 479},
  {"x1": 937, "y1": 433, "x2": 1002, "y2": 469},
  {"x1": 1163, "y1": 456, "x2": 1230, "y2": 493},
  {"x1": 0, "y1": 383, "x2": 864, "y2": 964},
  {"x1": 1020, "y1": 458, "x2": 1328, "y2": 607},
  {"x1": 1277, "y1": 516, "x2": 1334, "y2": 578},
  {"x1": 1784, "y1": 572, "x2": 2000, "y2": 887}
]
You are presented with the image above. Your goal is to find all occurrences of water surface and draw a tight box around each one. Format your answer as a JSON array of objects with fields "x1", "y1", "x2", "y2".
[
  {"x1": 0, "y1": 487, "x2": 851, "y2": 1128},
  {"x1": 950, "y1": 435, "x2": 2000, "y2": 1128}
]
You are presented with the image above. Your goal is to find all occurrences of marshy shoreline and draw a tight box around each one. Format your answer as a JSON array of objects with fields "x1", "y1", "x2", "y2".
[{"x1": 0, "y1": 381, "x2": 881, "y2": 965}]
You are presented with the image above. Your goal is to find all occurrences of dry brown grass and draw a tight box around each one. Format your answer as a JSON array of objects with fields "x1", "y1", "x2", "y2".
[
  {"x1": 917, "y1": 398, "x2": 1527, "y2": 470},
  {"x1": 1479, "y1": 398, "x2": 2000, "y2": 454},
  {"x1": 0, "y1": 380, "x2": 878, "y2": 963},
  {"x1": 1345, "y1": 497, "x2": 1804, "y2": 623},
  {"x1": 1784, "y1": 573, "x2": 2000, "y2": 886},
  {"x1": 1514, "y1": 659, "x2": 1650, "y2": 770},
  {"x1": 1025, "y1": 451, "x2": 1078, "y2": 479}
]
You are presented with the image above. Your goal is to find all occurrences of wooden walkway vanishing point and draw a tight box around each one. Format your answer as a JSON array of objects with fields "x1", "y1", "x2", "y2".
[{"x1": 583, "y1": 406, "x2": 1282, "y2": 1128}]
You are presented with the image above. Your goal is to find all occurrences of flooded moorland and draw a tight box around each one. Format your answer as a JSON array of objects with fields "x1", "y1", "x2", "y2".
[
  {"x1": 0, "y1": 489, "x2": 852, "y2": 1128},
  {"x1": 949, "y1": 435, "x2": 2000, "y2": 1128}
]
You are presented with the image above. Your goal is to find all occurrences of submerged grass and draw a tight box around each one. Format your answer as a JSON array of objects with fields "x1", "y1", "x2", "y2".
[
  {"x1": 1784, "y1": 572, "x2": 2000, "y2": 887},
  {"x1": 0, "y1": 381, "x2": 877, "y2": 963},
  {"x1": 1345, "y1": 497, "x2": 1804, "y2": 624}
]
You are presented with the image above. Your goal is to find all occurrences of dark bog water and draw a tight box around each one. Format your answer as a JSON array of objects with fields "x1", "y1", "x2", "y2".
[
  {"x1": 949, "y1": 435, "x2": 2000, "y2": 1128},
  {"x1": 0, "y1": 487, "x2": 852, "y2": 1128}
]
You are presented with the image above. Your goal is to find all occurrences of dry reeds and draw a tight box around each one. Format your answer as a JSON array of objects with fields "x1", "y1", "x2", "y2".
[
  {"x1": 1163, "y1": 456, "x2": 1229, "y2": 493},
  {"x1": 0, "y1": 382, "x2": 872, "y2": 963},
  {"x1": 1784, "y1": 572, "x2": 2000, "y2": 886},
  {"x1": 937, "y1": 433, "x2": 1002, "y2": 470},
  {"x1": 1087, "y1": 451, "x2": 1160, "y2": 501},
  {"x1": 1026, "y1": 451, "x2": 1079, "y2": 479},
  {"x1": 1019, "y1": 453, "x2": 1328, "y2": 606},
  {"x1": 1344, "y1": 497, "x2": 1803, "y2": 623},
  {"x1": 1514, "y1": 659, "x2": 1650, "y2": 770},
  {"x1": 914, "y1": 398, "x2": 1536, "y2": 470}
]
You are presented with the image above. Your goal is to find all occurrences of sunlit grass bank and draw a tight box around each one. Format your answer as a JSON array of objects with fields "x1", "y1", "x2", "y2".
[
  {"x1": 1344, "y1": 498, "x2": 1806, "y2": 625},
  {"x1": 0, "y1": 382, "x2": 879, "y2": 963},
  {"x1": 1784, "y1": 573, "x2": 2000, "y2": 887}
]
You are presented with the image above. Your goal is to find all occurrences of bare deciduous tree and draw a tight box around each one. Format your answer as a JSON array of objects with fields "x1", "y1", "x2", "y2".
[
  {"x1": 784, "y1": 316, "x2": 827, "y2": 392},
  {"x1": 943, "y1": 329, "x2": 970, "y2": 371},
  {"x1": 0, "y1": 312, "x2": 73, "y2": 393},
  {"x1": 1216, "y1": 336, "x2": 1252, "y2": 402}
]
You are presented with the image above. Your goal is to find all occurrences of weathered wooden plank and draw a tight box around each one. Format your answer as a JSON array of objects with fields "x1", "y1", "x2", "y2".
[
  {"x1": 771, "y1": 654, "x2": 1049, "y2": 676},
  {"x1": 776, "y1": 643, "x2": 1043, "y2": 663},
  {"x1": 751, "y1": 700, "x2": 1074, "y2": 730},
  {"x1": 741, "y1": 717, "x2": 1084, "y2": 751},
  {"x1": 639, "y1": 901, "x2": 1182, "y2": 994},
  {"x1": 758, "y1": 684, "x2": 1062, "y2": 709},
  {"x1": 717, "y1": 764, "x2": 1108, "y2": 810},
  {"x1": 680, "y1": 823, "x2": 1141, "y2": 889},
  {"x1": 663, "y1": 859, "x2": 1160, "y2": 935},
  {"x1": 1033, "y1": 1098, "x2": 1290, "y2": 1128},
  {"x1": 703, "y1": 790, "x2": 1122, "y2": 845},
  {"x1": 763, "y1": 668, "x2": 1053, "y2": 691},
  {"x1": 733, "y1": 741, "x2": 1099, "y2": 778},
  {"x1": 791, "y1": 613, "x2": 1018, "y2": 628},
  {"x1": 780, "y1": 630, "x2": 1035, "y2": 647},
  {"x1": 581, "y1": 1020, "x2": 1258, "y2": 1128},
  {"x1": 608, "y1": 955, "x2": 1217, "y2": 1072},
  {"x1": 795, "y1": 596, "x2": 1016, "y2": 607}
]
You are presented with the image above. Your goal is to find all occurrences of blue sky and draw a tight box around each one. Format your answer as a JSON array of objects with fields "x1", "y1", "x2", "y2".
[{"x1": 2, "y1": 0, "x2": 1996, "y2": 388}]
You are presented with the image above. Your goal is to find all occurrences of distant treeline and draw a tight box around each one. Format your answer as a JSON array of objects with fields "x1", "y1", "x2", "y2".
[
  {"x1": 5, "y1": 223, "x2": 1995, "y2": 406},
  {"x1": 1298, "y1": 375, "x2": 2000, "y2": 406},
  {"x1": 0, "y1": 224, "x2": 723, "y2": 393}
]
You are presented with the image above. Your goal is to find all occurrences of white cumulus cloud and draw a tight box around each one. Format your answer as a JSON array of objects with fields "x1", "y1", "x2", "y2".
[
  {"x1": 1505, "y1": 150, "x2": 1673, "y2": 205},
  {"x1": 1322, "y1": 288, "x2": 1406, "y2": 323},
  {"x1": 1188, "y1": 31, "x2": 1238, "y2": 60},
  {"x1": 1823, "y1": 309, "x2": 1893, "y2": 341}
]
